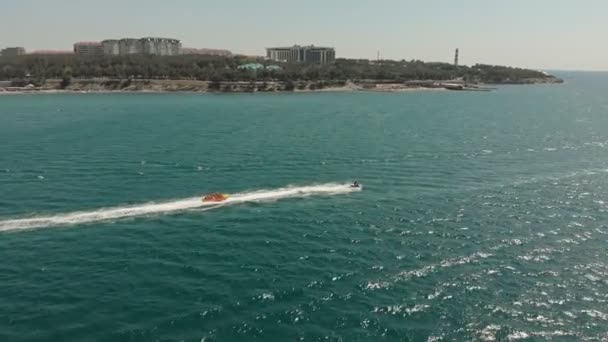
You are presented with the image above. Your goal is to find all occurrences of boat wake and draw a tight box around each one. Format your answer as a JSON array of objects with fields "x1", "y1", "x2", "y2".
[{"x1": 0, "y1": 183, "x2": 360, "y2": 232}]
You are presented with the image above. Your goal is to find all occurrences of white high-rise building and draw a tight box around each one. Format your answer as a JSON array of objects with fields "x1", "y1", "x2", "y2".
[
  {"x1": 266, "y1": 45, "x2": 335, "y2": 64},
  {"x1": 101, "y1": 40, "x2": 120, "y2": 55}
]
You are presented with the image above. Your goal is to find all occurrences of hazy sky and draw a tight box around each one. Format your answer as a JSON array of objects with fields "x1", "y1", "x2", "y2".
[{"x1": 2, "y1": 0, "x2": 607, "y2": 70}]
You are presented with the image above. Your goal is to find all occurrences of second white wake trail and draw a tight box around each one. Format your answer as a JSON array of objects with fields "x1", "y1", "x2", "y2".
[{"x1": 0, "y1": 183, "x2": 360, "y2": 232}]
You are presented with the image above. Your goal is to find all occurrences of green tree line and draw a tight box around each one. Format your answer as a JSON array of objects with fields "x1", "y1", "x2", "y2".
[{"x1": 0, "y1": 54, "x2": 557, "y2": 84}]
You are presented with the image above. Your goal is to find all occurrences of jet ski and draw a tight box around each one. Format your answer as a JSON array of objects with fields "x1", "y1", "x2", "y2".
[
  {"x1": 202, "y1": 193, "x2": 230, "y2": 202},
  {"x1": 350, "y1": 181, "x2": 360, "y2": 188}
]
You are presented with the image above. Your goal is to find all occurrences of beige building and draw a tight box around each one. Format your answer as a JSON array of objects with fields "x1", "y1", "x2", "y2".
[{"x1": 28, "y1": 50, "x2": 72, "y2": 55}]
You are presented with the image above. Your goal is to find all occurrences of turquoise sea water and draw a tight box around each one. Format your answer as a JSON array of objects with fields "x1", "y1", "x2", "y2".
[{"x1": 1, "y1": 72, "x2": 608, "y2": 341}]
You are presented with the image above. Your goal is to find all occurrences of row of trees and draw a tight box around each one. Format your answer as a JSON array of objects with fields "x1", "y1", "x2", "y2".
[{"x1": 0, "y1": 54, "x2": 556, "y2": 85}]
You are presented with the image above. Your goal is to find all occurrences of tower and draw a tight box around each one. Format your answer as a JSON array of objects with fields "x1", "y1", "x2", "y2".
[{"x1": 454, "y1": 48, "x2": 459, "y2": 66}]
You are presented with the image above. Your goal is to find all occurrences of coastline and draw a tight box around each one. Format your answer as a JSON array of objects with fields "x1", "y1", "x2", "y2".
[
  {"x1": 0, "y1": 80, "x2": 448, "y2": 95},
  {"x1": 0, "y1": 77, "x2": 561, "y2": 95},
  {"x1": 0, "y1": 88, "x2": 445, "y2": 95}
]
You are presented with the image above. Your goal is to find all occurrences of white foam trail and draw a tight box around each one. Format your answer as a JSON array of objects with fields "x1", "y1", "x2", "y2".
[{"x1": 0, "y1": 183, "x2": 360, "y2": 232}]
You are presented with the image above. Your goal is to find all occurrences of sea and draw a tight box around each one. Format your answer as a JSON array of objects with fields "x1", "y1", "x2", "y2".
[{"x1": 1, "y1": 72, "x2": 608, "y2": 341}]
